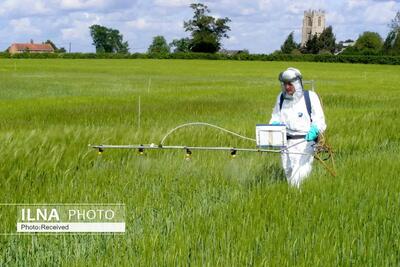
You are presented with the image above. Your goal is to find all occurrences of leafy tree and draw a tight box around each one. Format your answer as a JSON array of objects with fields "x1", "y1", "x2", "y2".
[
  {"x1": 280, "y1": 32, "x2": 298, "y2": 54},
  {"x1": 340, "y1": 46, "x2": 357, "y2": 55},
  {"x1": 303, "y1": 34, "x2": 319, "y2": 54},
  {"x1": 184, "y1": 3, "x2": 231, "y2": 53},
  {"x1": 301, "y1": 26, "x2": 336, "y2": 54},
  {"x1": 384, "y1": 11, "x2": 400, "y2": 55},
  {"x1": 353, "y1": 31, "x2": 383, "y2": 54},
  {"x1": 58, "y1": 47, "x2": 67, "y2": 53},
  {"x1": 389, "y1": 11, "x2": 400, "y2": 32},
  {"x1": 169, "y1": 38, "x2": 191, "y2": 53},
  {"x1": 148, "y1": 36, "x2": 170, "y2": 54},
  {"x1": 89, "y1": 24, "x2": 129, "y2": 53},
  {"x1": 383, "y1": 31, "x2": 397, "y2": 53},
  {"x1": 44, "y1": 40, "x2": 57, "y2": 50},
  {"x1": 393, "y1": 35, "x2": 400, "y2": 54},
  {"x1": 291, "y1": 48, "x2": 302, "y2": 55},
  {"x1": 317, "y1": 26, "x2": 336, "y2": 54},
  {"x1": 44, "y1": 40, "x2": 66, "y2": 53}
]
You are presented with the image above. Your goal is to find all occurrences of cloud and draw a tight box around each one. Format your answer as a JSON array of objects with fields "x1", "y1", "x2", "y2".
[
  {"x1": 258, "y1": 0, "x2": 273, "y2": 11},
  {"x1": 0, "y1": 0, "x2": 51, "y2": 17},
  {"x1": 56, "y1": 11, "x2": 102, "y2": 52},
  {"x1": 225, "y1": 35, "x2": 238, "y2": 44},
  {"x1": 346, "y1": 0, "x2": 369, "y2": 9},
  {"x1": 9, "y1": 18, "x2": 41, "y2": 35},
  {"x1": 127, "y1": 18, "x2": 150, "y2": 30},
  {"x1": 153, "y1": 0, "x2": 192, "y2": 7},
  {"x1": 60, "y1": 0, "x2": 105, "y2": 10},
  {"x1": 240, "y1": 8, "x2": 257, "y2": 16},
  {"x1": 364, "y1": 1, "x2": 398, "y2": 24}
]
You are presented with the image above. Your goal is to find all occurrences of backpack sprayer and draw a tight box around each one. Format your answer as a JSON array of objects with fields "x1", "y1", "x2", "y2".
[{"x1": 89, "y1": 81, "x2": 336, "y2": 177}]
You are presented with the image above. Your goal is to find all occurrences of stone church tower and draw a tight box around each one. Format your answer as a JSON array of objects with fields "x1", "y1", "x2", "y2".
[{"x1": 301, "y1": 9, "x2": 326, "y2": 46}]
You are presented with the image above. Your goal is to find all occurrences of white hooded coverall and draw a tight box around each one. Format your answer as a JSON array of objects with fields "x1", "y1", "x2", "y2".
[{"x1": 269, "y1": 80, "x2": 326, "y2": 187}]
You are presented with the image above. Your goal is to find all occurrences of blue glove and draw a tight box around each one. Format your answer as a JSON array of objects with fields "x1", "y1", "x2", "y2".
[
  {"x1": 270, "y1": 121, "x2": 281, "y2": 125},
  {"x1": 305, "y1": 124, "x2": 319, "y2": 141}
]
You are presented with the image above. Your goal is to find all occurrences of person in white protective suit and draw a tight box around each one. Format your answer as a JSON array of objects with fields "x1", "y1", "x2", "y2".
[{"x1": 269, "y1": 67, "x2": 326, "y2": 187}]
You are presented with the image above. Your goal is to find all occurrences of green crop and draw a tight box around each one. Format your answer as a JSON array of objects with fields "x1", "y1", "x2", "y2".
[{"x1": 0, "y1": 59, "x2": 399, "y2": 266}]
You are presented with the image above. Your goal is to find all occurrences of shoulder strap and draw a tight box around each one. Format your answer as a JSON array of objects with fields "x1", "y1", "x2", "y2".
[
  {"x1": 304, "y1": 90, "x2": 312, "y2": 121},
  {"x1": 279, "y1": 91, "x2": 313, "y2": 122}
]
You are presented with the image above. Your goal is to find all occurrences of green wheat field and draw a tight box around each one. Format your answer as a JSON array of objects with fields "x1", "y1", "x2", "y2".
[{"x1": 0, "y1": 59, "x2": 399, "y2": 265}]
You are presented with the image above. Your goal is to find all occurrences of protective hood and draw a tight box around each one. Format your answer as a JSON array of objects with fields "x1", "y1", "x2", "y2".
[{"x1": 279, "y1": 67, "x2": 304, "y2": 101}]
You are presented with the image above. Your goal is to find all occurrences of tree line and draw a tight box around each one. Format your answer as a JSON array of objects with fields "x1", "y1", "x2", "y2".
[
  {"x1": 42, "y1": 4, "x2": 400, "y2": 56},
  {"x1": 280, "y1": 11, "x2": 400, "y2": 56}
]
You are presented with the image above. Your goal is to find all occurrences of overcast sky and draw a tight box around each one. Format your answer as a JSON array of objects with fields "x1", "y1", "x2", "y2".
[{"x1": 0, "y1": 0, "x2": 399, "y2": 53}]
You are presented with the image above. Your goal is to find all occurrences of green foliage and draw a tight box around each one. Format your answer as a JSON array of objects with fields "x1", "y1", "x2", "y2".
[
  {"x1": 89, "y1": 24, "x2": 129, "y2": 54},
  {"x1": 0, "y1": 59, "x2": 400, "y2": 265},
  {"x1": 190, "y1": 32, "x2": 219, "y2": 53},
  {"x1": 291, "y1": 49, "x2": 302, "y2": 55},
  {"x1": 340, "y1": 46, "x2": 357, "y2": 55},
  {"x1": 317, "y1": 26, "x2": 336, "y2": 54},
  {"x1": 280, "y1": 32, "x2": 298, "y2": 54},
  {"x1": 383, "y1": 31, "x2": 396, "y2": 51},
  {"x1": 304, "y1": 34, "x2": 319, "y2": 54},
  {"x1": 389, "y1": 11, "x2": 400, "y2": 32},
  {"x1": 44, "y1": 40, "x2": 66, "y2": 53},
  {"x1": 383, "y1": 12, "x2": 400, "y2": 55},
  {"x1": 44, "y1": 40, "x2": 57, "y2": 51},
  {"x1": 303, "y1": 26, "x2": 336, "y2": 54},
  {"x1": 1, "y1": 52, "x2": 400, "y2": 65},
  {"x1": 336, "y1": 39, "x2": 354, "y2": 54},
  {"x1": 353, "y1": 31, "x2": 383, "y2": 54},
  {"x1": 170, "y1": 38, "x2": 191, "y2": 53},
  {"x1": 184, "y1": 3, "x2": 231, "y2": 53},
  {"x1": 393, "y1": 33, "x2": 400, "y2": 54},
  {"x1": 383, "y1": 31, "x2": 398, "y2": 54},
  {"x1": 318, "y1": 49, "x2": 332, "y2": 55},
  {"x1": 148, "y1": 35, "x2": 170, "y2": 54}
]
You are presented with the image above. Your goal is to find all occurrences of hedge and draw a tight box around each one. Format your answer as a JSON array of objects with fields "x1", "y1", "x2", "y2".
[{"x1": 1, "y1": 52, "x2": 400, "y2": 65}]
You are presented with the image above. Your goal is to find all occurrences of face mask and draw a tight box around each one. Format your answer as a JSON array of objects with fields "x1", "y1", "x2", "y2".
[
  {"x1": 292, "y1": 80, "x2": 303, "y2": 93},
  {"x1": 283, "y1": 92, "x2": 294, "y2": 100}
]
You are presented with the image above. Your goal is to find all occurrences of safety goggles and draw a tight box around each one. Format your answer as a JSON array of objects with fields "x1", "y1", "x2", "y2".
[{"x1": 278, "y1": 72, "x2": 299, "y2": 83}]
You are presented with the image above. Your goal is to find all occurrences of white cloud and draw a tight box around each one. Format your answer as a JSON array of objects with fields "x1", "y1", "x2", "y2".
[
  {"x1": 225, "y1": 35, "x2": 238, "y2": 44},
  {"x1": 126, "y1": 17, "x2": 182, "y2": 32},
  {"x1": 9, "y1": 18, "x2": 41, "y2": 35},
  {"x1": 346, "y1": 0, "x2": 369, "y2": 9},
  {"x1": 328, "y1": 11, "x2": 346, "y2": 25},
  {"x1": 153, "y1": 0, "x2": 192, "y2": 7},
  {"x1": 258, "y1": 0, "x2": 273, "y2": 11},
  {"x1": 0, "y1": 0, "x2": 50, "y2": 17},
  {"x1": 60, "y1": 12, "x2": 100, "y2": 42},
  {"x1": 364, "y1": 1, "x2": 397, "y2": 24},
  {"x1": 62, "y1": 27, "x2": 84, "y2": 40},
  {"x1": 127, "y1": 18, "x2": 150, "y2": 30},
  {"x1": 240, "y1": 8, "x2": 257, "y2": 16},
  {"x1": 60, "y1": 0, "x2": 107, "y2": 10}
]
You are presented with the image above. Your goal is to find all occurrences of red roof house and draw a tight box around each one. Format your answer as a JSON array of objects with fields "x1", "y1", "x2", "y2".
[{"x1": 8, "y1": 42, "x2": 55, "y2": 54}]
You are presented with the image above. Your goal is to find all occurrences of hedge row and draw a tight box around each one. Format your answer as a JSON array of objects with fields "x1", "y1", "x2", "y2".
[{"x1": 1, "y1": 52, "x2": 400, "y2": 65}]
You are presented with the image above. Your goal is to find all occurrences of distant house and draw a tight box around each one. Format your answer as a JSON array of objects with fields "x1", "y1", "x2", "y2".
[
  {"x1": 8, "y1": 41, "x2": 54, "y2": 54},
  {"x1": 335, "y1": 39, "x2": 355, "y2": 55}
]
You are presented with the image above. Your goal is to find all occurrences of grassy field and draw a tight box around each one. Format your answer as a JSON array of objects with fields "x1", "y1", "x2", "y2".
[{"x1": 0, "y1": 58, "x2": 399, "y2": 266}]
